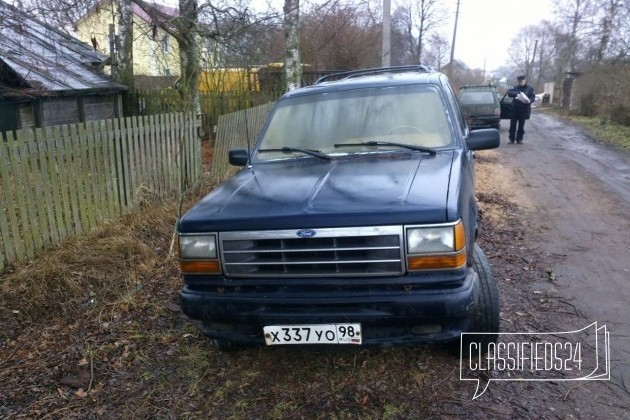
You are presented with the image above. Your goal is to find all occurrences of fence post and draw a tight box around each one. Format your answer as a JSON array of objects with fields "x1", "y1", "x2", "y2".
[{"x1": 0, "y1": 111, "x2": 209, "y2": 271}]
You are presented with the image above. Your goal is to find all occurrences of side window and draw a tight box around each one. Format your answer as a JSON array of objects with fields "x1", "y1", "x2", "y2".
[{"x1": 443, "y1": 81, "x2": 467, "y2": 136}]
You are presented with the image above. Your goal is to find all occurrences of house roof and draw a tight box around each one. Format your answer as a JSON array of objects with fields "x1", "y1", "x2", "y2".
[
  {"x1": 132, "y1": 2, "x2": 178, "y2": 24},
  {"x1": 78, "y1": 0, "x2": 178, "y2": 26},
  {"x1": 0, "y1": 1, "x2": 126, "y2": 96}
]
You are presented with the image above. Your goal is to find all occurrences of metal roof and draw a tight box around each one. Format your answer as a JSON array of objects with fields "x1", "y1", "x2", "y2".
[{"x1": 0, "y1": 1, "x2": 126, "y2": 95}]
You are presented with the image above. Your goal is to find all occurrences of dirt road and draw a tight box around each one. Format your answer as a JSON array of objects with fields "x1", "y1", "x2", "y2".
[
  {"x1": 473, "y1": 110, "x2": 630, "y2": 415},
  {"x1": 2, "y1": 111, "x2": 629, "y2": 419}
]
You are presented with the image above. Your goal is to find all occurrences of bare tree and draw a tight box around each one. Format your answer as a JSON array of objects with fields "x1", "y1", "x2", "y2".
[
  {"x1": 117, "y1": 0, "x2": 133, "y2": 113},
  {"x1": 414, "y1": 0, "x2": 445, "y2": 63},
  {"x1": 300, "y1": 1, "x2": 381, "y2": 70},
  {"x1": 591, "y1": 0, "x2": 628, "y2": 63},
  {"x1": 424, "y1": 32, "x2": 449, "y2": 70},
  {"x1": 283, "y1": 0, "x2": 301, "y2": 91},
  {"x1": 16, "y1": 0, "x2": 95, "y2": 31},
  {"x1": 552, "y1": 0, "x2": 596, "y2": 71},
  {"x1": 508, "y1": 25, "x2": 540, "y2": 80},
  {"x1": 605, "y1": 0, "x2": 630, "y2": 61},
  {"x1": 530, "y1": 22, "x2": 556, "y2": 92},
  {"x1": 131, "y1": 0, "x2": 279, "y2": 112},
  {"x1": 391, "y1": 5, "x2": 415, "y2": 63},
  {"x1": 390, "y1": 0, "x2": 445, "y2": 64}
]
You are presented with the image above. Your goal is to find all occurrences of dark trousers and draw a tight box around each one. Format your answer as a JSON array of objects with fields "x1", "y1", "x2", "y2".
[{"x1": 509, "y1": 107, "x2": 527, "y2": 142}]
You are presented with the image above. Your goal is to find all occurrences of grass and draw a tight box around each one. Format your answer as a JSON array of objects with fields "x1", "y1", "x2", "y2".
[
  {"x1": 541, "y1": 107, "x2": 630, "y2": 150},
  {"x1": 1, "y1": 156, "x2": 616, "y2": 418},
  {"x1": 0, "y1": 200, "x2": 179, "y2": 321}
]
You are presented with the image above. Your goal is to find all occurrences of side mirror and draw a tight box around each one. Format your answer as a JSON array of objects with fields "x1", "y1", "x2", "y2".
[
  {"x1": 466, "y1": 129, "x2": 500, "y2": 151},
  {"x1": 228, "y1": 148, "x2": 249, "y2": 166}
]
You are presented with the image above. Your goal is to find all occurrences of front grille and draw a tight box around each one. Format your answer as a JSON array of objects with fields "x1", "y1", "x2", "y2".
[{"x1": 220, "y1": 226, "x2": 404, "y2": 277}]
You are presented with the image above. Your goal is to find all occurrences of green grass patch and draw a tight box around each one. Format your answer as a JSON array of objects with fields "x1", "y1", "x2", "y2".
[{"x1": 542, "y1": 107, "x2": 630, "y2": 150}]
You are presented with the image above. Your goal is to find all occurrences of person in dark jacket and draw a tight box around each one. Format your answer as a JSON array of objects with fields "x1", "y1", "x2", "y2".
[{"x1": 507, "y1": 75, "x2": 536, "y2": 144}]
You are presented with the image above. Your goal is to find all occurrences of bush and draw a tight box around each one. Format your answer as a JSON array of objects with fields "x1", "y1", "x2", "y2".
[{"x1": 573, "y1": 63, "x2": 630, "y2": 126}]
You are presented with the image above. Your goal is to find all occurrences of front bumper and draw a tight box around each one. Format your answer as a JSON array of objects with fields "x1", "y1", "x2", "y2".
[{"x1": 180, "y1": 269, "x2": 480, "y2": 346}]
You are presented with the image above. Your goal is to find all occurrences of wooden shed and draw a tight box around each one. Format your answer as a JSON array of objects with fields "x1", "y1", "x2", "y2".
[{"x1": 0, "y1": 1, "x2": 127, "y2": 132}]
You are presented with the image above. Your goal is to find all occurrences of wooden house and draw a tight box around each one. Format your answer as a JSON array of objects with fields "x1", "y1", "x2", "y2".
[
  {"x1": 0, "y1": 1, "x2": 127, "y2": 132},
  {"x1": 75, "y1": 0, "x2": 180, "y2": 78}
]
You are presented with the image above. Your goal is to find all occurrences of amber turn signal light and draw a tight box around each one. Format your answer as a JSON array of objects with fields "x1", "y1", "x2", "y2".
[
  {"x1": 454, "y1": 221, "x2": 465, "y2": 251},
  {"x1": 179, "y1": 260, "x2": 221, "y2": 274},
  {"x1": 407, "y1": 248, "x2": 467, "y2": 270}
]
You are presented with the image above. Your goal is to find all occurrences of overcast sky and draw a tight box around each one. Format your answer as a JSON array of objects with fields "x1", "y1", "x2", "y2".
[
  {"x1": 443, "y1": 0, "x2": 553, "y2": 72},
  {"x1": 161, "y1": 0, "x2": 555, "y2": 72}
]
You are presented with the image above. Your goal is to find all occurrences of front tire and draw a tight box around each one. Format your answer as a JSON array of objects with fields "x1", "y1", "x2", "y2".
[
  {"x1": 449, "y1": 244, "x2": 500, "y2": 355},
  {"x1": 464, "y1": 244, "x2": 500, "y2": 353},
  {"x1": 469, "y1": 243, "x2": 500, "y2": 337}
]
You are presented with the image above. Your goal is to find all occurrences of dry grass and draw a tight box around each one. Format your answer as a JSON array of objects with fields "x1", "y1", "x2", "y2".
[
  {"x1": 0, "y1": 167, "x2": 223, "y2": 325},
  {"x1": 0, "y1": 200, "x2": 179, "y2": 322},
  {"x1": 0, "y1": 158, "x2": 622, "y2": 419}
]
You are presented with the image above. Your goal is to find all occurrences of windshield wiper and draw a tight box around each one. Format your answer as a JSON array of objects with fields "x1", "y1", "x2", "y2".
[
  {"x1": 333, "y1": 141, "x2": 437, "y2": 155},
  {"x1": 257, "y1": 147, "x2": 331, "y2": 160}
]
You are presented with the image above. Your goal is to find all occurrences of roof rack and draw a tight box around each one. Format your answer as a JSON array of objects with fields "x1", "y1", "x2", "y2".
[
  {"x1": 314, "y1": 65, "x2": 433, "y2": 84},
  {"x1": 460, "y1": 83, "x2": 496, "y2": 89}
]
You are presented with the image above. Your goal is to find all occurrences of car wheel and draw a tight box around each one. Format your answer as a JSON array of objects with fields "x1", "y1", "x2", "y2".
[
  {"x1": 464, "y1": 244, "x2": 500, "y2": 353},
  {"x1": 447, "y1": 244, "x2": 500, "y2": 355},
  {"x1": 469, "y1": 244, "x2": 500, "y2": 336}
]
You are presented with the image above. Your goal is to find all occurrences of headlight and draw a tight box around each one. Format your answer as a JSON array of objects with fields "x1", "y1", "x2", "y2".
[
  {"x1": 407, "y1": 227, "x2": 455, "y2": 253},
  {"x1": 179, "y1": 234, "x2": 217, "y2": 259},
  {"x1": 406, "y1": 221, "x2": 466, "y2": 270}
]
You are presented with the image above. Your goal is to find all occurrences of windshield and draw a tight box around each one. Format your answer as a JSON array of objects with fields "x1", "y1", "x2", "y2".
[
  {"x1": 255, "y1": 85, "x2": 453, "y2": 161},
  {"x1": 459, "y1": 91, "x2": 496, "y2": 105}
]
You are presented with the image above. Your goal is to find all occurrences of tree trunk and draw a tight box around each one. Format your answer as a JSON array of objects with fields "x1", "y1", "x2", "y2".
[
  {"x1": 178, "y1": 0, "x2": 201, "y2": 116},
  {"x1": 117, "y1": 0, "x2": 134, "y2": 115},
  {"x1": 596, "y1": 0, "x2": 617, "y2": 63},
  {"x1": 284, "y1": 0, "x2": 301, "y2": 92}
]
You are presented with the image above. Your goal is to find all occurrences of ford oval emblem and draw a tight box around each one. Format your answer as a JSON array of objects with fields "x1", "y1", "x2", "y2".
[{"x1": 296, "y1": 229, "x2": 316, "y2": 238}]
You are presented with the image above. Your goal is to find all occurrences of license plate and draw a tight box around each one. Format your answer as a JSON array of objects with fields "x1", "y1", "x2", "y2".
[{"x1": 263, "y1": 323, "x2": 362, "y2": 345}]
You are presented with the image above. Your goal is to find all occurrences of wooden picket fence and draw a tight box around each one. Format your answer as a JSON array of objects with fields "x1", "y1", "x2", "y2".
[
  {"x1": 0, "y1": 112, "x2": 201, "y2": 271},
  {"x1": 210, "y1": 102, "x2": 275, "y2": 181}
]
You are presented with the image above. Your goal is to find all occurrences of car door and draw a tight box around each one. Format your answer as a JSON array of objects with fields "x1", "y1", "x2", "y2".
[{"x1": 499, "y1": 93, "x2": 512, "y2": 119}]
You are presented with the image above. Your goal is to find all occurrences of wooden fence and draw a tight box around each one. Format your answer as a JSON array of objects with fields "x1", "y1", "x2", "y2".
[
  {"x1": 210, "y1": 102, "x2": 275, "y2": 181},
  {"x1": 130, "y1": 90, "x2": 279, "y2": 141},
  {"x1": 0, "y1": 112, "x2": 201, "y2": 271}
]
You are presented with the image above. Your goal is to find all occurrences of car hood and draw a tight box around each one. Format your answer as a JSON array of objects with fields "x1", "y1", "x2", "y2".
[{"x1": 179, "y1": 151, "x2": 455, "y2": 232}]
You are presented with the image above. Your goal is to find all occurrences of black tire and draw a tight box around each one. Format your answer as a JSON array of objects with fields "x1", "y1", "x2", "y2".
[
  {"x1": 463, "y1": 243, "x2": 500, "y2": 353},
  {"x1": 447, "y1": 244, "x2": 500, "y2": 355}
]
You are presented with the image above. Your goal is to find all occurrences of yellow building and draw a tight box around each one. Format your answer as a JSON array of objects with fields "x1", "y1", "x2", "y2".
[
  {"x1": 75, "y1": 0, "x2": 180, "y2": 77},
  {"x1": 199, "y1": 68, "x2": 261, "y2": 93}
]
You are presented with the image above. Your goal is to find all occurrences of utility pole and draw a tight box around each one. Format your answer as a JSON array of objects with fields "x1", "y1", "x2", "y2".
[
  {"x1": 382, "y1": 0, "x2": 391, "y2": 67},
  {"x1": 448, "y1": 0, "x2": 460, "y2": 79}
]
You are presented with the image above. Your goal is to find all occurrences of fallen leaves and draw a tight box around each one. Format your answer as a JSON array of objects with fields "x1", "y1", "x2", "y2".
[{"x1": 74, "y1": 388, "x2": 88, "y2": 398}]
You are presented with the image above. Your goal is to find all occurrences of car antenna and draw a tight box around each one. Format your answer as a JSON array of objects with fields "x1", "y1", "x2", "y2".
[{"x1": 244, "y1": 108, "x2": 251, "y2": 164}]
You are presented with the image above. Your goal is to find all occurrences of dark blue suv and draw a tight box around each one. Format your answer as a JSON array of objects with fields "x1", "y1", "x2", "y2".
[{"x1": 177, "y1": 66, "x2": 500, "y2": 350}]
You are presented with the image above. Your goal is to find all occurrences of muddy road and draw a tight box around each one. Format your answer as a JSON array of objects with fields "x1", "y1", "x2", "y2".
[
  {"x1": 492, "y1": 111, "x2": 630, "y2": 384},
  {"x1": 471, "y1": 109, "x2": 630, "y2": 416}
]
